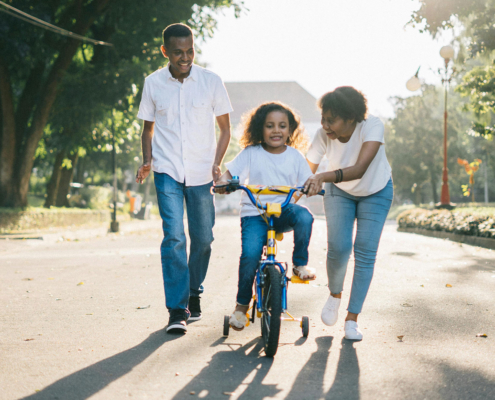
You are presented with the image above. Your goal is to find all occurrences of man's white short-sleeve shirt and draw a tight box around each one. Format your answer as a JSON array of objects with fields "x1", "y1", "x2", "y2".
[{"x1": 137, "y1": 64, "x2": 233, "y2": 186}]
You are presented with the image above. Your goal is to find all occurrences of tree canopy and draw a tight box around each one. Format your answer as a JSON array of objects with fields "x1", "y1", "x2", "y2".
[{"x1": 0, "y1": 0, "x2": 243, "y2": 208}]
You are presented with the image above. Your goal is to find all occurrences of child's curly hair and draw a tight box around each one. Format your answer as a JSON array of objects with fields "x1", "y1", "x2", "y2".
[{"x1": 239, "y1": 102, "x2": 308, "y2": 152}]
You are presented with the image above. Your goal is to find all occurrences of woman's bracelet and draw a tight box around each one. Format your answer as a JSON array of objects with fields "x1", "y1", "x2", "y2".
[{"x1": 334, "y1": 169, "x2": 343, "y2": 184}]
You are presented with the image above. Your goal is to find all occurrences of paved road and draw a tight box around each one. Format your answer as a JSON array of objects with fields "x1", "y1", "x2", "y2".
[{"x1": 1, "y1": 216, "x2": 495, "y2": 400}]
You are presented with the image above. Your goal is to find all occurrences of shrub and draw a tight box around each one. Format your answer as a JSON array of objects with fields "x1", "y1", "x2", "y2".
[{"x1": 397, "y1": 208, "x2": 495, "y2": 238}]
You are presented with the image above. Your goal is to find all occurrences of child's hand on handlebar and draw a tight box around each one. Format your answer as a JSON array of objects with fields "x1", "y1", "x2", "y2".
[
  {"x1": 303, "y1": 174, "x2": 324, "y2": 197},
  {"x1": 213, "y1": 179, "x2": 230, "y2": 194}
]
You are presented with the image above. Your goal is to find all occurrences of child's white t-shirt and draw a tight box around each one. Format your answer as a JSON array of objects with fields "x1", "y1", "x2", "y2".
[
  {"x1": 306, "y1": 115, "x2": 392, "y2": 196},
  {"x1": 225, "y1": 145, "x2": 313, "y2": 218}
]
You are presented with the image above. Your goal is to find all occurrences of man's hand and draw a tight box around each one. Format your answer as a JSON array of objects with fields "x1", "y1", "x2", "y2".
[
  {"x1": 136, "y1": 163, "x2": 151, "y2": 184},
  {"x1": 303, "y1": 174, "x2": 324, "y2": 197},
  {"x1": 212, "y1": 164, "x2": 222, "y2": 181}
]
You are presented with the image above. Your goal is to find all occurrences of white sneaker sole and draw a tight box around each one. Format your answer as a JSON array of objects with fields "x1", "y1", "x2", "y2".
[
  {"x1": 188, "y1": 315, "x2": 202, "y2": 321},
  {"x1": 166, "y1": 323, "x2": 187, "y2": 333}
]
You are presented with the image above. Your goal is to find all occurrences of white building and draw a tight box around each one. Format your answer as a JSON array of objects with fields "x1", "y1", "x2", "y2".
[{"x1": 224, "y1": 81, "x2": 321, "y2": 140}]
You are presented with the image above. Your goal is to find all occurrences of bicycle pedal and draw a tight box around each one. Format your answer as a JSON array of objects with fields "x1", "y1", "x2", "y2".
[{"x1": 290, "y1": 275, "x2": 310, "y2": 284}]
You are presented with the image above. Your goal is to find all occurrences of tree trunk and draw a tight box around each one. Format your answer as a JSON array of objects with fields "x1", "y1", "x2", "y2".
[
  {"x1": 429, "y1": 167, "x2": 439, "y2": 204},
  {"x1": 0, "y1": 57, "x2": 16, "y2": 206},
  {"x1": 6, "y1": 0, "x2": 113, "y2": 208},
  {"x1": 56, "y1": 152, "x2": 79, "y2": 207},
  {"x1": 414, "y1": 185, "x2": 422, "y2": 206},
  {"x1": 75, "y1": 156, "x2": 85, "y2": 184},
  {"x1": 44, "y1": 150, "x2": 66, "y2": 208}
]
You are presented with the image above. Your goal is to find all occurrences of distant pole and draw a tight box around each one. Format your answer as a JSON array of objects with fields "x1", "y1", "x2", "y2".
[
  {"x1": 110, "y1": 116, "x2": 119, "y2": 232},
  {"x1": 438, "y1": 45, "x2": 455, "y2": 209},
  {"x1": 440, "y1": 74, "x2": 451, "y2": 206},
  {"x1": 485, "y1": 150, "x2": 489, "y2": 203}
]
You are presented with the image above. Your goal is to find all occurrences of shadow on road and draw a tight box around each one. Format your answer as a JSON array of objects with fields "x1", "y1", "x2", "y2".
[
  {"x1": 20, "y1": 329, "x2": 180, "y2": 400},
  {"x1": 325, "y1": 338, "x2": 360, "y2": 399},
  {"x1": 286, "y1": 336, "x2": 360, "y2": 400},
  {"x1": 172, "y1": 337, "x2": 279, "y2": 399}
]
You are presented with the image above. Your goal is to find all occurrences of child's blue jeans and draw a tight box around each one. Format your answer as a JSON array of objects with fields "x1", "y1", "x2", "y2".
[
  {"x1": 154, "y1": 172, "x2": 215, "y2": 311},
  {"x1": 237, "y1": 204, "x2": 314, "y2": 305},
  {"x1": 324, "y1": 179, "x2": 393, "y2": 314}
]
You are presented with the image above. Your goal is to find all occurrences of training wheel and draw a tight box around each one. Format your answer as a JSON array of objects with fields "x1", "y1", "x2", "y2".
[
  {"x1": 301, "y1": 316, "x2": 309, "y2": 337},
  {"x1": 223, "y1": 315, "x2": 230, "y2": 337}
]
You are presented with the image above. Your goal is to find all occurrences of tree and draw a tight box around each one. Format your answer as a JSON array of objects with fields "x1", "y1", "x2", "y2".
[
  {"x1": 456, "y1": 65, "x2": 495, "y2": 138},
  {"x1": 386, "y1": 85, "x2": 475, "y2": 204},
  {"x1": 0, "y1": 0, "x2": 243, "y2": 208},
  {"x1": 410, "y1": 0, "x2": 495, "y2": 56},
  {"x1": 410, "y1": 1, "x2": 495, "y2": 142}
]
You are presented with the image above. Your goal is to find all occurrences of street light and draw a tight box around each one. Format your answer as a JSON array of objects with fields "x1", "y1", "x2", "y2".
[
  {"x1": 406, "y1": 66, "x2": 421, "y2": 92},
  {"x1": 406, "y1": 46, "x2": 455, "y2": 209},
  {"x1": 439, "y1": 45, "x2": 455, "y2": 209}
]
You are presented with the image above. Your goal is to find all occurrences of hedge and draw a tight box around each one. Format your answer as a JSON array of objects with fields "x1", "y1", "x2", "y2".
[
  {"x1": 0, "y1": 208, "x2": 111, "y2": 233},
  {"x1": 397, "y1": 208, "x2": 495, "y2": 238}
]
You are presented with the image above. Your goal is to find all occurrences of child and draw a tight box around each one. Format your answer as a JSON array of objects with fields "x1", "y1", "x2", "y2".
[{"x1": 215, "y1": 102, "x2": 315, "y2": 330}]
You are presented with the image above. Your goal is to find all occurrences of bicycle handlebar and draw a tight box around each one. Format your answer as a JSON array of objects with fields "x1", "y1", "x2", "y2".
[{"x1": 211, "y1": 176, "x2": 325, "y2": 211}]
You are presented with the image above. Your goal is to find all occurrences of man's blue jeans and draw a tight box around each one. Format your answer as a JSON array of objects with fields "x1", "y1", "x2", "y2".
[
  {"x1": 324, "y1": 179, "x2": 393, "y2": 314},
  {"x1": 154, "y1": 172, "x2": 215, "y2": 311},
  {"x1": 237, "y1": 204, "x2": 314, "y2": 305}
]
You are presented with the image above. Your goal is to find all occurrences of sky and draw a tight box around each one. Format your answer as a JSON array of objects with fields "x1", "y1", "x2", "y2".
[{"x1": 198, "y1": 0, "x2": 454, "y2": 118}]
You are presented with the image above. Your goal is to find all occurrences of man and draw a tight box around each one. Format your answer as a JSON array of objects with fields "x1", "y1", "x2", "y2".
[{"x1": 136, "y1": 23, "x2": 232, "y2": 334}]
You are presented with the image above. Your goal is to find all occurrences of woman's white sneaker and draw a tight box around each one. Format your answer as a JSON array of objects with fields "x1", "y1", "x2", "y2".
[
  {"x1": 321, "y1": 295, "x2": 341, "y2": 326},
  {"x1": 344, "y1": 320, "x2": 363, "y2": 340}
]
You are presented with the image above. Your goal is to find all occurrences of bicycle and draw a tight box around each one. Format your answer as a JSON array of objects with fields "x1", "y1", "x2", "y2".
[{"x1": 212, "y1": 176, "x2": 324, "y2": 357}]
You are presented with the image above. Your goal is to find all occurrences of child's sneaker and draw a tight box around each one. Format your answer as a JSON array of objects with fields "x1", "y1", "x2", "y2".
[
  {"x1": 189, "y1": 296, "x2": 202, "y2": 321},
  {"x1": 321, "y1": 295, "x2": 341, "y2": 326},
  {"x1": 166, "y1": 309, "x2": 190, "y2": 334},
  {"x1": 344, "y1": 320, "x2": 363, "y2": 340}
]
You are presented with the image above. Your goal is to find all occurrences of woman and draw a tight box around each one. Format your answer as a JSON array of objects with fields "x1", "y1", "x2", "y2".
[{"x1": 304, "y1": 86, "x2": 393, "y2": 340}]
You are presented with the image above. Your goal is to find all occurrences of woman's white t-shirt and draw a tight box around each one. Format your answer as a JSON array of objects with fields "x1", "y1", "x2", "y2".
[
  {"x1": 306, "y1": 115, "x2": 392, "y2": 197},
  {"x1": 226, "y1": 145, "x2": 313, "y2": 218}
]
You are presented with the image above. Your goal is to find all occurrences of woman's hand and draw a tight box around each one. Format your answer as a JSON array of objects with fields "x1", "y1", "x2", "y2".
[{"x1": 304, "y1": 174, "x2": 324, "y2": 197}]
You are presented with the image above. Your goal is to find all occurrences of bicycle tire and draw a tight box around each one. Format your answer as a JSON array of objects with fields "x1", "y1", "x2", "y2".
[
  {"x1": 260, "y1": 264, "x2": 282, "y2": 357},
  {"x1": 223, "y1": 315, "x2": 230, "y2": 337}
]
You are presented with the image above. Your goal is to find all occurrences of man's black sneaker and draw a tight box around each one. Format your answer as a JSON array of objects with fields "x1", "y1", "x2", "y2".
[
  {"x1": 188, "y1": 296, "x2": 202, "y2": 321},
  {"x1": 166, "y1": 309, "x2": 190, "y2": 334}
]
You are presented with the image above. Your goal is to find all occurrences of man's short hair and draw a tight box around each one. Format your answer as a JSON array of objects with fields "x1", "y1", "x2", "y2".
[{"x1": 162, "y1": 23, "x2": 193, "y2": 47}]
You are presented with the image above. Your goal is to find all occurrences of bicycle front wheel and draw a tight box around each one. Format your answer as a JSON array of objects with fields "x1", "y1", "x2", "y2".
[{"x1": 260, "y1": 264, "x2": 282, "y2": 357}]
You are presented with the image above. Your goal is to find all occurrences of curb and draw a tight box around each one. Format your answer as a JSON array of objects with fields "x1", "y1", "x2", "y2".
[{"x1": 397, "y1": 226, "x2": 495, "y2": 250}]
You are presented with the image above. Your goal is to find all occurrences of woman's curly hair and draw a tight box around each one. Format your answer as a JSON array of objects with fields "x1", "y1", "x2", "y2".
[
  {"x1": 318, "y1": 86, "x2": 368, "y2": 122},
  {"x1": 239, "y1": 102, "x2": 308, "y2": 152}
]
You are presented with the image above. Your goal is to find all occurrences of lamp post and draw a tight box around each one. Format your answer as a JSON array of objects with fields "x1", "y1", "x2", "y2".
[
  {"x1": 406, "y1": 46, "x2": 455, "y2": 209},
  {"x1": 438, "y1": 45, "x2": 455, "y2": 209}
]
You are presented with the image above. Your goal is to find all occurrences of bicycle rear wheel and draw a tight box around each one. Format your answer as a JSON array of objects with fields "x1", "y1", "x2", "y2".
[{"x1": 260, "y1": 264, "x2": 282, "y2": 357}]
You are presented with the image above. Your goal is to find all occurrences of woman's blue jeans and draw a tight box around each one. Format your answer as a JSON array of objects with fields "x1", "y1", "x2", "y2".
[
  {"x1": 324, "y1": 179, "x2": 393, "y2": 314},
  {"x1": 154, "y1": 172, "x2": 215, "y2": 311},
  {"x1": 237, "y1": 204, "x2": 314, "y2": 305}
]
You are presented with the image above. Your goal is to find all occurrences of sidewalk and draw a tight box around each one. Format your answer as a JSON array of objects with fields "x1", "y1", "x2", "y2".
[{"x1": 0, "y1": 217, "x2": 161, "y2": 243}]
